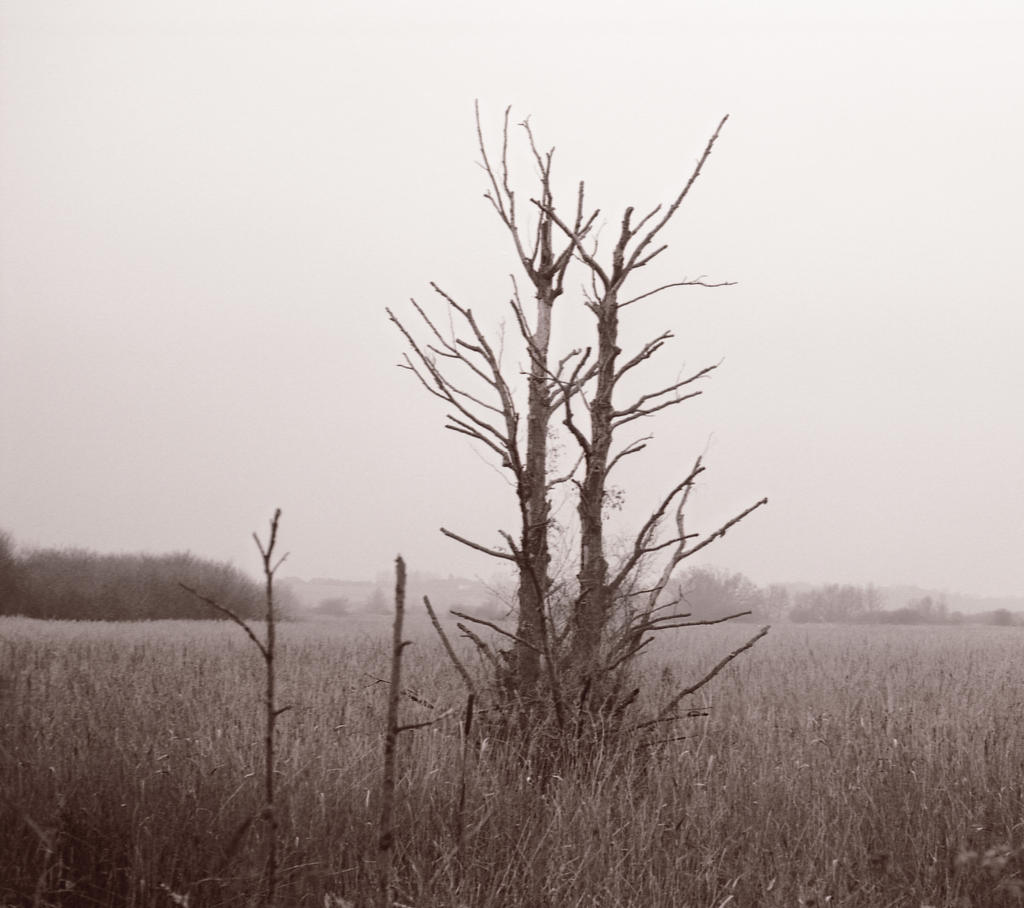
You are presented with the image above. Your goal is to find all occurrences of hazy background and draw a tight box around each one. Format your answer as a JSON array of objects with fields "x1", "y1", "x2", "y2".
[{"x1": 1, "y1": 1, "x2": 1022, "y2": 597}]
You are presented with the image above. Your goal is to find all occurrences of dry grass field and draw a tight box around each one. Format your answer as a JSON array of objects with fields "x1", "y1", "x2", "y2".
[{"x1": 2, "y1": 616, "x2": 1022, "y2": 907}]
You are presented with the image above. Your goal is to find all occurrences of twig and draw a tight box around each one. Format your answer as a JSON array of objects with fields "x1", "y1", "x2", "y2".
[
  {"x1": 398, "y1": 708, "x2": 455, "y2": 733},
  {"x1": 620, "y1": 278, "x2": 737, "y2": 308}
]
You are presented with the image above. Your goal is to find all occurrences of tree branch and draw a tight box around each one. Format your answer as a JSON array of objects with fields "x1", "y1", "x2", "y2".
[
  {"x1": 440, "y1": 527, "x2": 518, "y2": 562},
  {"x1": 620, "y1": 278, "x2": 737, "y2": 308},
  {"x1": 609, "y1": 460, "x2": 705, "y2": 593},
  {"x1": 612, "y1": 363, "x2": 718, "y2": 427},
  {"x1": 605, "y1": 435, "x2": 653, "y2": 475},
  {"x1": 531, "y1": 198, "x2": 608, "y2": 288},
  {"x1": 179, "y1": 583, "x2": 268, "y2": 659},
  {"x1": 634, "y1": 609, "x2": 753, "y2": 635},
  {"x1": 624, "y1": 115, "x2": 729, "y2": 275},
  {"x1": 612, "y1": 390, "x2": 703, "y2": 428},
  {"x1": 677, "y1": 497, "x2": 770, "y2": 561},
  {"x1": 614, "y1": 332, "x2": 673, "y2": 381},
  {"x1": 450, "y1": 609, "x2": 544, "y2": 654},
  {"x1": 641, "y1": 624, "x2": 768, "y2": 728},
  {"x1": 423, "y1": 595, "x2": 476, "y2": 694}
]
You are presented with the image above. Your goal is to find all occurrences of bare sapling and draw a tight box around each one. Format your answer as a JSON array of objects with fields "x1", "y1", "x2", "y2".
[
  {"x1": 180, "y1": 508, "x2": 287, "y2": 907},
  {"x1": 377, "y1": 556, "x2": 406, "y2": 908}
]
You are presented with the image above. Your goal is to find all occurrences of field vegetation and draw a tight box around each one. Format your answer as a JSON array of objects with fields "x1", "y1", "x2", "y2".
[{"x1": 3, "y1": 616, "x2": 1023, "y2": 907}]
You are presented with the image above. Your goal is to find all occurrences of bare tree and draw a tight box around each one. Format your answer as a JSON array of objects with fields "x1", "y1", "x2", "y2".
[
  {"x1": 180, "y1": 509, "x2": 287, "y2": 907},
  {"x1": 389, "y1": 104, "x2": 594, "y2": 699},
  {"x1": 390, "y1": 107, "x2": 767, "y2": 729}
]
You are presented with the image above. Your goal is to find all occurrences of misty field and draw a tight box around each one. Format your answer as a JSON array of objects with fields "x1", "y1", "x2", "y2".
[{"x1": 2, "y1": 617, "x2": 1023, "y2": 908}]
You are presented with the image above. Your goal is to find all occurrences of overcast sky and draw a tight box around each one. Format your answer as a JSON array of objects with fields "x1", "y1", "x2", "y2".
[{"x1": 1, "y1": 1, "x2": 1022, "y2": 597}]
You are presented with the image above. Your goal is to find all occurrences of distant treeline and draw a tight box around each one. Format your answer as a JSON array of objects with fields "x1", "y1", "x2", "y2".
[
  {"x1": 283, "y1": 571, "x2": 504, "y2": 619},
  {"x1": 789, "y1": 586, "x2": 1018, "y2": 626},
  {"x1": 2, "y1": 527, "x2": 1018, "y2": 627},
  {"x1": 0, "y1": 531, "x2": 276, "y2": 621},
  {"x1": 671, "y1": 567, "x2": 1021, "y2": 627}
]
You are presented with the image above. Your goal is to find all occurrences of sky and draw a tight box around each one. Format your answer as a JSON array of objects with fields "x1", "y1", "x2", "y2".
[{"x1": 1, "y1": 1, "x2": 1022, "y2": 598}]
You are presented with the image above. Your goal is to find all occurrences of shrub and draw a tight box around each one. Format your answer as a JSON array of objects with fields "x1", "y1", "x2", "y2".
[{"x1": 0, "y1": 532, "x2": 281, "y2": 621}]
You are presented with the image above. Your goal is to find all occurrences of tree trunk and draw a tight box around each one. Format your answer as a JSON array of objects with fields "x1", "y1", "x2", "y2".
[
  {"x1": 572, "y1": 290, "x2": 619, "y2": 675},
  {"x1": 514, "y1": 278, "x2": 554, "y2": 696}
]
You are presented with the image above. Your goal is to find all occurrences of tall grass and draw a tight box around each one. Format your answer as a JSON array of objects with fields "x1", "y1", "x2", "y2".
[{"x1": 2, "y1": 617, "x2": 1022, "y2": 906}]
